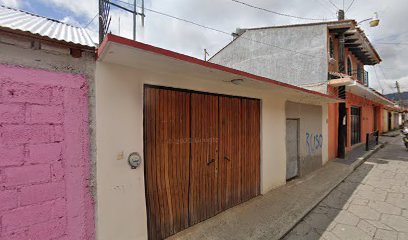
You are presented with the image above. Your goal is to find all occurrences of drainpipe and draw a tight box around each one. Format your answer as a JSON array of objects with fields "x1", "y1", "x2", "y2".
[{"x1": 337, "y1": 9, "x2": 346, "y2": 158}]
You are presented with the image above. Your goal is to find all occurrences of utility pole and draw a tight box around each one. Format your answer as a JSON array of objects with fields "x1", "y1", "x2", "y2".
[
  {"x1": 337, "y1": 9, "x2": 347, "y2": 159},
  {"x1": 141, "y1": 0, "x2": 145, "y2": 27},
  {"x1": 396, "y1": 81, "x2": 402, "y2": 106},
  {"x1": 99, "y1": 0, "x2": 145, "y2": 42}
]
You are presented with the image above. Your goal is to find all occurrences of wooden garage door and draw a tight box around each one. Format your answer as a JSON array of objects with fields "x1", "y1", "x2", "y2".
[
  {"x1": 144, "y1": 87, "x2": 191, "y2": 239},
  {"x1": 218, "y1": 97, "x2": 261, "y2": 210},
  {"x1": 189, "y1": 93, "x2": 219, "y2": 225},
  {"x1": 144, "y1": 86, "x2": 260, "y2": 240}
]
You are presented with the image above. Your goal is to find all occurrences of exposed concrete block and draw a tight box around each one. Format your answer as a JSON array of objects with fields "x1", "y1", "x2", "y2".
[
  {"x1": 28, "y1": 142, "x2": 62, "y2": 164},
  {"x1": 0, "y1": 189, "x2": 18, "y2": 211},
  {"x1": 27, "y1": 217, "x2": 66, "y2": 240},
  {"x1": 41, "y1": 43, "x2": 70, "y2": 55},
  {"x1": 0, "y1": 124, "x2": 54, "y2": 144},
  {"x1": 0, "y1": 145, "x2": 24, "y2": 167},
  {"x1": 0, "y1": 34, "x2": 32, "y2": 48},
  {"x1": 0, "y1": 103, "x2": 25, "y2": 123},
  {"x1": 4, "y1": 164, "x2": 50, "y2": 187},
  {"x1": 2, "y1": 198, "x2": 66, "y2": 231},
  {"x1": 1, "y1": 81, "x2": 52, "y2": 104},
  {"x1": 26, "y1": 105, "x2": 63, "y2": 124},
  {"x1": 19, "y1": 181, "x2": 65, "y2": 206}
]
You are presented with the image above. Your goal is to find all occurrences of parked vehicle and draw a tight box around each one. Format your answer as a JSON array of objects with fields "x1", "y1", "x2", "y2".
[{"x1": 402, "y1": 127, "x2": 408, "y2": 150}]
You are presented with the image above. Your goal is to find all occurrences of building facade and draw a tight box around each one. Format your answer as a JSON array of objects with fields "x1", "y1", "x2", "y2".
[
  {"x1": 0, "y1": 6, "x2": 96, "y2": 240},
  {"x1": 94, "y1": 34, "x2": 339, "y2": 240},
  {"x1": 210, "y1": 19, "x2": 394, "y2": 160}
]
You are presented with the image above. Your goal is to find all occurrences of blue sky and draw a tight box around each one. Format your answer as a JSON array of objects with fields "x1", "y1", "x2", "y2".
[{"x1": 1, "y1": 0, "x2": 407, "y2": 93}]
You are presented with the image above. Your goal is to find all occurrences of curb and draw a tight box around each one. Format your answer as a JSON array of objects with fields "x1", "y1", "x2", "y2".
[
  {"x1": 279, "y1": 142, "x2": 387, "y2": 240},
  {"x1": 350, "y1": 142, "x2": 388, "y2": 170}
]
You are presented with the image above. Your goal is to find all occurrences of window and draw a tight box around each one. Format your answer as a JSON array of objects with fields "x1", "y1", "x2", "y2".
[
  {"x1": 357, "y1": 64, "x2": 362, "y2": 81},
  {"x1": 329, "y1": 37, "x2": 334, "y2": 58},
  {"x1": 347, "y1": 57, "x2": 353, "y2": 76}
]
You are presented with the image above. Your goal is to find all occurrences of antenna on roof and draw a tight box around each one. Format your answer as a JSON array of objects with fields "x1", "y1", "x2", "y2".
[
  {"x1": 141, "y1": 0, "x2": 145, "y2": 27},
  {"x1": 204, "y1": 49, "x2": 209, "y2": 61},
  {"x1": 99, "y1": 0, "x2": 111, "y2": 44},
  {"x1": 133, "y1": 0, "x2": 137, "y2": 40},
  {"x1": 99, "y1": 0, "x2": 145, "y2": 43}
]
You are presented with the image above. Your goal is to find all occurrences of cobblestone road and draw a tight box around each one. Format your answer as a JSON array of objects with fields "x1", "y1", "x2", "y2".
[{"x1": 283, "y1": 136, "x2": 408, "y2": 240}]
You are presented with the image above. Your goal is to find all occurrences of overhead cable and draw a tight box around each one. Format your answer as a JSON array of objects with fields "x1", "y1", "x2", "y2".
[{"x1": 230, "y1": 0, "x2": 335, "y2": 21}]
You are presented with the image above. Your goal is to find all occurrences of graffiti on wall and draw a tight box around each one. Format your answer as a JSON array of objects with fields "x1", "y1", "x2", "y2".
[{"x1": 306, "y1": 132, "x2": 323, "y2": 155}]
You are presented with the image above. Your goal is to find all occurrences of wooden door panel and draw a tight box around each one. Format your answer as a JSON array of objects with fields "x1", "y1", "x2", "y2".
[
  {"x1": 145, "y1": 87, "x2": 260, "y2": 239},
  {"x1": 144, "y1": 87, "x2": 191, "y2": 240},
  {"x1": 189, "y1": 93, "x2": 219, "y2": 225},
  {"x1": 241, "y1": 99, "x2": 261, "y2": 201},
  {"x1": 219, "y1": 96, "x2": 242, "y2": 210},
  {"x1": 219, "y1": 97, "x2": 260, "y2": 210}
]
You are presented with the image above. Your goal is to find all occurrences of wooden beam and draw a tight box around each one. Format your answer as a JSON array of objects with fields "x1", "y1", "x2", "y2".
[{"x1": 345, "y1": 38, "x2": 359, "y2": 43}]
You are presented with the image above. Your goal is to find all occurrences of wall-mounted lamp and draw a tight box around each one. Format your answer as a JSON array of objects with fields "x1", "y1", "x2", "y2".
[{"x1": 358, "y1": 12, "x2": 380, "y2": 27}]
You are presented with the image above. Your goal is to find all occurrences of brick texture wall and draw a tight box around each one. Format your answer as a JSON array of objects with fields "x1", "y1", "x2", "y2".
[{"x1": 0, "y1": 64, "x2": 94, "y2": 240}]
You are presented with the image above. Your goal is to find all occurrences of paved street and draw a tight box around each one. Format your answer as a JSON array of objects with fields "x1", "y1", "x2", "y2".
[{"x1": 283, "y1": 136, "x2": 408, "y2": 240}]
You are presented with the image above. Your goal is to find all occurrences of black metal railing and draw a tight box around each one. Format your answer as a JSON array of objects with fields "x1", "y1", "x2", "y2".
[{"x1": 365, "y1": 130, "x2": 379, "y2": 151}]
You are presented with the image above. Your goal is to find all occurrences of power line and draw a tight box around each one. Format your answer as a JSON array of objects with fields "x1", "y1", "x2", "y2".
[
  {"x1": 345, "y1": 0, "x2": 356, "y2": 12},
  {"x1": 377, "y1": 65, "x2": 397, "y2": 93},
  {"x1": 372, "y1": 65, "x2": 384, "y2": 93},
  {"x1": 325, "y1": 0, "x2": 339, "y2": 10},
  {"x1": 314, "y1": 0, "x2": 337, "y2": 14},
  {"x1": 85, "y1": 13, "x2": 98, "y2": 28},
  {"x1": 230, "y1": 0, "x2": 334, "y2": 21},
  {"x1": 374, "y1": 42, "x2": 408, "y2": 46},
  {"x1": 110, "y1": 0, "x2": 323, "y2": 59}
]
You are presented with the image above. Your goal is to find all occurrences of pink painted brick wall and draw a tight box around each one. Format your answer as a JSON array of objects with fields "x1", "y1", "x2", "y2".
[{"x1": 0, "y1": 64, "x2": 94, "y2": 240}]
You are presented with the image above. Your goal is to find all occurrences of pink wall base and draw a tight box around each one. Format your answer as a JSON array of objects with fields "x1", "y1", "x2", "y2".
[{"x1": 0, "y1": 64, "x2": 94, "y2": 240}]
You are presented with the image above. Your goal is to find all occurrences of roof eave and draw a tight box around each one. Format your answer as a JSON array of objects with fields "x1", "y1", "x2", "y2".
[
  {"x1": 98, "y1": 34, "x2": 343, "y2": 103},
  {"x1": 0, "y1": 27, "x2": 95, "y2": 51}
]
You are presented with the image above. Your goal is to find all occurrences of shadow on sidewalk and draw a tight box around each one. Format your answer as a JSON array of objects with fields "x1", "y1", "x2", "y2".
[
  {"x1": 282, "y1": 139, "x2": 406, "y2": 240},
  {"x1": 282, "y1": 162, "x2": 375, "y2": 240}
]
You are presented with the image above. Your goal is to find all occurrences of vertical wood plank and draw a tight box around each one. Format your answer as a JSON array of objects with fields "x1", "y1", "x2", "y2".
[
  {"x1": 189, "y1": 93, "x2": 219, "y2": 225},
  {"x1": 144, "y1": 87, "x2": 191, "y2": 240}
]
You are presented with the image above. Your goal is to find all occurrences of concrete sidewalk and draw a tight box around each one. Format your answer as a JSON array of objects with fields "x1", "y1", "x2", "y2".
[
  {"x1": 381, "y1": 129, "x2": 401, "y2": 137},
  {"x1": 168, "y1": 143, "x2": 386, "y2": 240}
]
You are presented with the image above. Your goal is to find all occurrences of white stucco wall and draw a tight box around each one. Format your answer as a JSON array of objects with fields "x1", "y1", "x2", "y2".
[
  {"x1": 95, "y1": 61, "x2": 328, "y2": 240},
  {"x1": 210, "y1": 24, "x2": 329, "y2": 93},
  {"x1": 383, "y1": 109, "x2": 389, "y2": 132}
]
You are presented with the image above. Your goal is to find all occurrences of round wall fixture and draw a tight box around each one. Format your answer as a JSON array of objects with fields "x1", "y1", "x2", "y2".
[
  {"x1": 230, "y1": 79, "x2": 244, "y2": 85},
  {"x1": 128, "y1": 152, "x2": 142, "y2": 169}
]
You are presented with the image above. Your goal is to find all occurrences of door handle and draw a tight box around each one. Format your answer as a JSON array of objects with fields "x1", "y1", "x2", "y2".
[
  {"x1": 224, "y1": 156, "x2": 230, "y2": 162},
  {"x1": 207, "y1": 158, "x2": 215, "y2": 165}
]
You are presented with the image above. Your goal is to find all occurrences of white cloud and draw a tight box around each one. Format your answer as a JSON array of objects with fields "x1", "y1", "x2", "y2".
[
  {"x1": 38, "y1": 0, "x2": 97, "y2": 19},
  {"x1": 29, "y1": 0, "x2": 408, "y2": 93},
  {"x1": 60, "y1": 16, "x2": 81, "y2": 27},
  {"x1": 0, "y1": 0, "x2": 21, "y2": 8}
]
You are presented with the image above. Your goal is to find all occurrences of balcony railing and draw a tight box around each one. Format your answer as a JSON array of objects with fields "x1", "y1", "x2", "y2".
[{"x1": 328, "y1": 70, "x2": 369, "y2": 87}]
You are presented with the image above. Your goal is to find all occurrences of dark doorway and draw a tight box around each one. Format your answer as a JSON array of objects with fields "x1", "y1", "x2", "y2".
[
  {"x1": 373, "y1": 107, "x2": 378, "y2": 131},
  {"x1": 351, "y1": 107, "x2": 361, "y2": 145},
  {"x1": 388, "y1": 112, "x2": 392, "y2": 131}
]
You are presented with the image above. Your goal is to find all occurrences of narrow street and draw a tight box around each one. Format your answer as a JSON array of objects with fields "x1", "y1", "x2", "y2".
[{"x1": 283, "y1": 136, "x2": 408, "y2": 240}]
